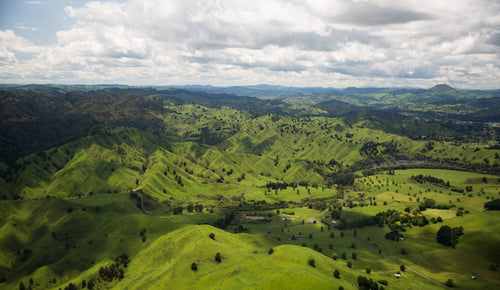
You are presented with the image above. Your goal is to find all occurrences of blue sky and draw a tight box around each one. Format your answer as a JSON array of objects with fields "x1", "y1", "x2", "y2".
[{"x1": 0, "y1": 0, "x2": 499, "y2": 88}]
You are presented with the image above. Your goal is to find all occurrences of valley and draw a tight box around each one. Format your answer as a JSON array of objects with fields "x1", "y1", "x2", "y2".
[{"x1": 0, "y1": 85, "x2": 499, "y2": 289}]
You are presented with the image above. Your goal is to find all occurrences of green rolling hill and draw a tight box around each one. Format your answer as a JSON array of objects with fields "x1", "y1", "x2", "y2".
[{"x1": 0, "y1": 85, "x2": 499, "y2": 289}]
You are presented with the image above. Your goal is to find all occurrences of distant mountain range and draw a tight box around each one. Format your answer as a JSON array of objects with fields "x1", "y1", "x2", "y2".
[{"x1": 172, "y1": 83, "x2": 499, "y2": 99}]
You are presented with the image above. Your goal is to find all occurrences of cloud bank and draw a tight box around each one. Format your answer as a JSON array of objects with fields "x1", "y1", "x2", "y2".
[{"x1": 0, "y1": 0, "x2": 499, "y2": 88}]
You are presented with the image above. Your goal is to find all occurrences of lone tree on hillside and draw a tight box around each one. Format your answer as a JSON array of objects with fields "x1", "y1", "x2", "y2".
[
  {"x1": 209, "y1": 233, "x2": 215, "y2": 240},
  {"x1": 446, "y1": 279, "x2": 455, "y2": 287},
  {"x1": 191, "y1": 262, "x2": 198, "y2": 272},
  {"x1": 215, "y1": 252, "x2": 221, "y2": 263},
  {"x1": 333, "y1": 269, "x2": 340, "y2": 279},
  {"x1": 308, "y1": 258, "x2": 316, "y2": 267}
]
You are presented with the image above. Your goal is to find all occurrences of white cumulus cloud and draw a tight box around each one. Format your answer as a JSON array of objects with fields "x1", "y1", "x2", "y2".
[{"x1": 0, "y1": 0, "x2": 499, "y2": 88}]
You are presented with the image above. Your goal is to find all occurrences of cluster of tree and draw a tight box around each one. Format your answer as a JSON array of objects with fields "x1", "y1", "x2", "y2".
[
  {"x1": 411, "y1": 174, "x2": 449, "y2": 186},
  {"x1": 265, "y1": 181, "x2": 298, "y2": 190},
  {"x1": 175, "y1": 175, "x2": 183, "y2": 186},
  {"x1": 375, "y1": 209, "x2": 429, "y2": 229},
  {"x1": 357, "y1": 275, "x2": 384, "y2": 290},
  {"x1": 330, "y1": 172, "x2": 355, "y2": 186},
  {"x1": 484, "y1": 199, "x2": 500, "y2": 210},
  {"x1": 360, "y1": 141, "x2": 379, "y2": 157},
  {"x1": 213, "y1": 210, "x2": 236, "y2": 229},
  {"x1": 98, "y1": 254, "x2": 130, "y2": 282},
  {"x1": 385, "y1": 230, "x2": 403, "y2": 242},
  {"x1": 436, "y1": 225, "x2": 464, "y2": 248},
  {"x1": 335, "y1": 216, "x2": 376, "y2": 230},
  {"x1": 416, "y1": 198, "x2": 454, "y2": 211}
]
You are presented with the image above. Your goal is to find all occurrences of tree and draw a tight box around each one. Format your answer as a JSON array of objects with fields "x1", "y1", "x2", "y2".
[
  {"x1": 400, "y1": 264, "x2": 405, "y2": 271},
  {"x1": 332, "y1": 254, "x2": 338, "y2": 260},
  {"x1": 308, "y1": 258, "x2": 316, "y2": 267},
  {"x1": 366, "y1": 266, "x2": 371, "y2": 274},
  {"x1": 347, "y1": 261, "x2": 352, "y2": 268},
  {"x1": 209, "y1": 233, "x2": 215, "y2": 240},
  {"x1": 268, "y1": 248, "x2": 274, "y2": 255},
  {"x1": 352, "y1": 252, "x2": 357, "y2": 260},
  {"x1": 173, "y1": 206, "x2": 183, "y2": 215},
  {"x1": 187, "y1": 204, "x2": 194, "y2": 212},
  {"x1": 333, "y1": 269, "x2": 340, "y2": 279},
  {"x1": 191, "y1": 262, "x2": 198, "y2": 272},
  {"x1": 401, "y1": 248, "x2": 408, "y2": 254},
  {"x1": 446, "y1": 279, "x2": 455, "y2": 287},
  {"x1": 87, "y1": 279, "x2": 95, "y2": 290},
  {"x1": 424, "y1": 198, "x2": 436, "y2": 209},
  {"x1": 81, "y1": 279, "x2": 86, "y2": 288},
  {"x1": 19, "y1": 282, "x2": 26, "y2": 290},
  {"x1": 341, "y1": 252, "x2": 346, "y2": 259},
  {"x1": 215, "y1": 252, "x2": 221, "y2": 263}
]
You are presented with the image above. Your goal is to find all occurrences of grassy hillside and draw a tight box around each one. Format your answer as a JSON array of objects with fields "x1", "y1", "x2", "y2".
[
  {"x1": 1, "y1": 196, "x2": 445, "y2": 289},
  {"x1": 2, "y1": 103, "x2": 498, "y2": 203},
  {"x1": 1, "y1": 87, "x2": 499, "y2": 289}
]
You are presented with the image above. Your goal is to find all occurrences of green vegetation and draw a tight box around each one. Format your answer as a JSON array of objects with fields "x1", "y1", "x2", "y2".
[{"x1": 0, "y1": 85, "x2": 499, "y2": 289}]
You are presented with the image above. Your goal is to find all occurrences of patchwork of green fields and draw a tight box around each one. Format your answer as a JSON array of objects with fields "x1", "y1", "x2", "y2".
[{"x1": 1, "y1": 102, "x2": 499, "y2": 289}]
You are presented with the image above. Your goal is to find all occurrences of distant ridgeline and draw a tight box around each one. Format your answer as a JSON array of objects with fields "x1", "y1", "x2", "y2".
[{"x1": 1, "y1": 84, "x2": 498, "y2": 163}]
